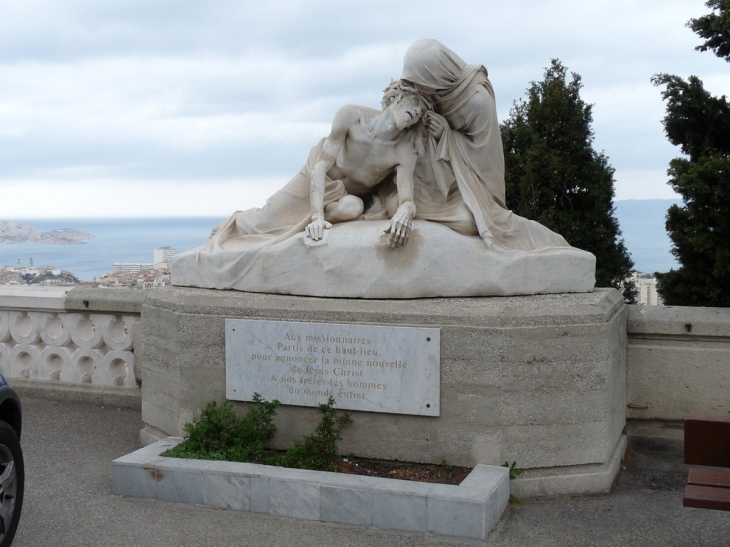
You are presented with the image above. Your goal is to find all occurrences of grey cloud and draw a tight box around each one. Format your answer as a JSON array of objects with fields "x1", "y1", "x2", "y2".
[
  {"x1": 1, "y1": 1, "x2": 438, "y2": 62},
  {"x1": 0, "y1": 127, "x2": 316, "y2": 180},
  {"x1": 0, "y1": 0, "x2": 725, "y2": 216}
]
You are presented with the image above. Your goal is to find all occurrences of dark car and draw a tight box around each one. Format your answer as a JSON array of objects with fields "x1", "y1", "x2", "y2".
[{"x1": 0, "y1": 373, "x2": 22, "y2": 546}]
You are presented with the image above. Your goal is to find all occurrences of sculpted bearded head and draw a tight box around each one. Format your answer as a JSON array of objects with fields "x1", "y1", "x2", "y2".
[
  {"x1": 381, "y1": 80, "x2": 434, "y2": 110},
  {"x1": 381, "y1": 80, "x2": 434, "y2": 130}
]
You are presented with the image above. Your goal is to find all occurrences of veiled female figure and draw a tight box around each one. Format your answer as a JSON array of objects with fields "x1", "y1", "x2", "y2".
[{"x1": 401, "y1": 38, "x2": 570, "y2": 251}]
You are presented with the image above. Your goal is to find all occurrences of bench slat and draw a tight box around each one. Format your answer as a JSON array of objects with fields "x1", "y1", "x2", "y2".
[
  {"x1": 684, "y1": 484, "x2": 730, "y2": 511},
  {"x1": 684, "y1": 415, "x2": 730, "y2": 467},
  {"x1": 687, "y1": 468, "x2": 730, "y2": 489}
]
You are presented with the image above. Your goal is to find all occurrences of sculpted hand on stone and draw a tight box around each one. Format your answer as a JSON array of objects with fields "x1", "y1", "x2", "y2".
[{"x1": 384, "y1": 199, "x2": 416, "y2": 248}]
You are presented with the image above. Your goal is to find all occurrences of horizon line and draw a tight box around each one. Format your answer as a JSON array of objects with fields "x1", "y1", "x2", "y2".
[{"x1": 2, "y1": 198, "x2": 684, "y2": 221}]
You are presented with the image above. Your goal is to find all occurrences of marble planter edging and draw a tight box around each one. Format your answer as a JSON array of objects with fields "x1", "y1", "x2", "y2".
[{"x1": 112, "y1": 437, "x2": 510, "y2": 540}]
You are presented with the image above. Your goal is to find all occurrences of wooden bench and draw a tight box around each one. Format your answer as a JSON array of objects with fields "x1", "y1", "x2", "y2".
[{"x1": 684, "y1": 415, "x2": 730, "y2": 511}]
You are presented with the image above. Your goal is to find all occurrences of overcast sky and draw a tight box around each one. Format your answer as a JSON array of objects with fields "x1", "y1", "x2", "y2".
[{"x1": 1, "y1": 0, "x2": 728, "y2": 219}]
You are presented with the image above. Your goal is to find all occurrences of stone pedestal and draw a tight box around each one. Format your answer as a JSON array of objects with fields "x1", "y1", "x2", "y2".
[{"x1": 139, "y1": 286, "x2": 627, "y2": 497}]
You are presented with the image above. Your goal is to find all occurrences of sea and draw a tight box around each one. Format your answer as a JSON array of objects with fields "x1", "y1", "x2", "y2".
[
  {"x1": 1, "y1": 200, "x2": 681, "y2": 282},
  {"x1": 614, "y1": 199, "x2": 681, "y2": 274}
]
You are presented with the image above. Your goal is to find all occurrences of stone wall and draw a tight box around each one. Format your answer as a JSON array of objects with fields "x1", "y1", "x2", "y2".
[{"x1": 626, "y1": 304, "x2": 730, "y2": 420}]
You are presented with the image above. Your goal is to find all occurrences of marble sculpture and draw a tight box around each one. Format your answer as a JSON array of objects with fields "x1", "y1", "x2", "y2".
[{"x1": 171, "y1": 39, "x2": 596, "y2": 298}]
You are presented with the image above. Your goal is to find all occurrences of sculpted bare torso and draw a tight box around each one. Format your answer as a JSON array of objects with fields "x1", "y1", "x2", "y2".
[
  {"x1": 327, "y1": 107, "x2": 416, "y2": 195},
  {"x1": 306, "y1": 94, "x2": 428, "y2": 247}
]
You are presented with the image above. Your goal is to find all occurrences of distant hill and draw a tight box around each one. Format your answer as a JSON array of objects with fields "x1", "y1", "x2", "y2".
[
  {"x1": 0, "y1": 221, "x2": 92, "y2": 244},
  {"x1": 614, "y1": 199, "x2": 682, "y2": 274}
]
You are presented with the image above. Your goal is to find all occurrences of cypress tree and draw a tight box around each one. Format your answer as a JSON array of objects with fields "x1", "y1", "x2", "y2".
[
  {"x1": 501, "y1": 59, "x2": 635, "y2": 301},
  {"x1": 653, "y1": 0, "x2": 730, "y2": 306}
]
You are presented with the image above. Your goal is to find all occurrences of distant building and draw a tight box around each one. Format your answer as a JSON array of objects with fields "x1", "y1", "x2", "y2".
[
  {"x1": 96, "y1": 267, "x2": 170, "y2": 290},
  {"x1": 0, "y1": 263, "x2": 78, "y2": 287},
  {"x1": 630, "y1": 272, "x2": 663, "y2": 306},
  {"x1": 153, "y1": 246, "x2": 175, "y2": 267},
  {"x1": 112, "y1": 262, "x2": 155, "y2": 273}
]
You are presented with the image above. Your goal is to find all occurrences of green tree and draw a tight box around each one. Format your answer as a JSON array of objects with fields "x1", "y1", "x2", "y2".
[
  {"x1": 501, "y1": 59, "x2": 636, "y2": 301},
  {"x1": 653, "y1": 1, "x2": 730, "y2": 307},
  {"x1": 689, "y1": 0, "x2": 730, "y2": 62}
]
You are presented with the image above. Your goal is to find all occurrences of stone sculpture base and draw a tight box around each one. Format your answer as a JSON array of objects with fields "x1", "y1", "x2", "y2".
[
  {"x1": 139, "y1": 286, "x2": 626, "y2": 497},
  {"x1": 170, "y1": 220, "x2": 596, "y2": 298}
]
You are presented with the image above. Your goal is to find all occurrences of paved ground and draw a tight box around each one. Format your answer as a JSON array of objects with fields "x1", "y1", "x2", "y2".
[{"x1": 11, "y1": 397, "x2": 730, "y2": 546}]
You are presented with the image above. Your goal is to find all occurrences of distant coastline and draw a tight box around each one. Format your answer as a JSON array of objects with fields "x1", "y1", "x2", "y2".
[
  {"x1": 0, "y1": 221, "x2": 92, "y2": 245},
  {"x1": 0, "y1": 217, "x2": 220, "y2": 281}
]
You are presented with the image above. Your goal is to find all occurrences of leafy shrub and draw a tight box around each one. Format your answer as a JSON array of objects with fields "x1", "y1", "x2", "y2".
[
  {"x1": 162, "y1": 394, "x2": 279, "y2": 463},
  {"x1": 275, "y1": 396, "x2": 352, "y2": 471},
  {"x1": 162, "y1": 394, "x2": 351, "y2": 472}
]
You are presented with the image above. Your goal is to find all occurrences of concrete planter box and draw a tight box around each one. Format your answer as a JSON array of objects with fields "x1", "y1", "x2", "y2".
[{"x1": 113, "y1": 438, "x2": 510, "y2": 541}]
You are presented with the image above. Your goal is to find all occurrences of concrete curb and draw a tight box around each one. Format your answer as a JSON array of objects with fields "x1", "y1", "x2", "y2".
[
  {"x1": 113, "y1": 438, "x2": 510, "y2": 540},
  {"x1": 12, "y1": 378, "x2": 141, "y2": 409}
]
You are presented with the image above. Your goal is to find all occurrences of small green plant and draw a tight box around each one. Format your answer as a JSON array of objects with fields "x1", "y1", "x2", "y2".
[
  {"x1": 276, "y1": 396, "x2": 352, "y2": 471},
  {"x1": 162, "y1": 394, "x2": 279, "y2": 463},
  {"x1": 502, "y1": 461, "x2": 522, "y2": 504},
  {"x1": 440, "y1": 458, "x2": 453, "y2": 471},
  {"x1": 502, "y1": 461, "x2": 522, "y2": 480}
]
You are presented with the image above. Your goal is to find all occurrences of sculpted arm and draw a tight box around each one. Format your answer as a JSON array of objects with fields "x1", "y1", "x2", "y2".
[
  {"x1": 306, "y1": 107, "x2": 353, "y2": 240},
  {"x1": 384, "y1": 146, "x2": 417, "y2": 247}
]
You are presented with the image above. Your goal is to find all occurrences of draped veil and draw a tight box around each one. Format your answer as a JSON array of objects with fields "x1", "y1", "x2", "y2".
[{"x1": 401, "y1": 39, "x2": 570, "y2": 252}]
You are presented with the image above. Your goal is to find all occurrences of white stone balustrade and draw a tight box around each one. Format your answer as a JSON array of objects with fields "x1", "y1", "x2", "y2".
[{"x1": 0, "y1": 286, "x2": 141, "y2": 388}]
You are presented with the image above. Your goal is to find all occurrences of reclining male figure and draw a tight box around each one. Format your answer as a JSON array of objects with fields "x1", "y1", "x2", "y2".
[{"x1": 305, "y1": 81, "x2": 433, "y2": 247}]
